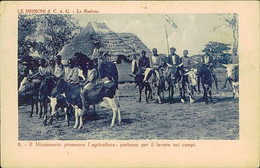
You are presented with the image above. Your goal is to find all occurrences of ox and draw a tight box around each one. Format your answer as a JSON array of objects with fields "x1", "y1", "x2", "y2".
[
  {"x1": 52, "y1": 79, "x2": 121, "y2": 129},
  {"x1": 181, "y1": 68, "x2": 198, "y2": 104},
  {"x1": 222, "y1": 64, "x2": 239, "y2": 98},
  {"x1": 38, "y1": 75, "x2": 71, "y2": 126}
]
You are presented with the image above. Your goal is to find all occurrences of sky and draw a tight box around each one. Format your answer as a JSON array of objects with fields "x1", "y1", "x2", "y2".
[{"x1": 72, "y1": 14, "x2": 234, "y2": 56}]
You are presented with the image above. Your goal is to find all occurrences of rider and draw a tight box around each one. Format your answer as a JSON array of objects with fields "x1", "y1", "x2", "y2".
[
  {"x1": 31, "y1": 58, "x2": 51, "y2": 80},
  {"x1": 49, "y1": 58, "x2": 55, "y2": 75},
  {"x1": 92, "y1": 41, "x2": 107, "y2": 78},
  {"x1": 66, "y1": 59, "x2": 79, "y2": 84},
  {"x1": 53, "y1": 55, "x2": 65, "y2": 81},
  {"x1": 168, "y1": 47, "x2": 181, "y2": 66},
  {"x1": 151, "y1": 48, "x2": 163, "y2": 76},
  {"x1": 80, "y1": 60, "x2": 98, "y2": 113},
  {"x1": 167, "y1": 47, "x2": 182, "y2": 81},
  {"x1": 138, "y1": 50, "x2": 150, "y2": 75},
  {"x1": 201, "y1": 48, "x2": 219, "y2": 92},
  {"x1": 180, "y1": 50, "x2": 191, "y2": 74}
]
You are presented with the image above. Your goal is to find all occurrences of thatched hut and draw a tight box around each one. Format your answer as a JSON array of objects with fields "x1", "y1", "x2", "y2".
[
  {"x1": 59, "y1": 22, "x2": 152, "y2": 82},
  {"x1": 58, "y1": 22, "x2": 151, "y2": 61}
]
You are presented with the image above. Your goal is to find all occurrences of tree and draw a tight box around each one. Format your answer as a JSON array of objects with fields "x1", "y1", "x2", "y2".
[
  {"x1": 202, "y1": 41, "x2": 231, "y2": 65},
  {"x1": 18, "y1": 14, "x2": 81, "y2": 59},
  {"x1": 212, "y1": 13, "x2": 239, "y2": 55},
  {"x1": 18, "y1": 15, "x2": 37, "y2": 58}
]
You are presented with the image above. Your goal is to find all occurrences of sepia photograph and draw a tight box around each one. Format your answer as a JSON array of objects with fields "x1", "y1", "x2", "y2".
[
  {"x1": 1, "y1": 1, "x2": 259, "y2": 168},
  {"x1": 18, "y1": 13, "x2": 239, "y2": 140}
]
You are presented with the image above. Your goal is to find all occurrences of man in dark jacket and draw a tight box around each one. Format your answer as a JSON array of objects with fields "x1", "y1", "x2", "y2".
[
  {"x1": 138, "y1": 50, "x2": 150, "y2": 74},
  {"x1": 200, "y1": 48, "x2": 219, "y2": 92},
  {"x1": 167, "y1": 47, "x2": 182, "y2": 81},
  {"x1": 168, "y1": 47, "x2": 181, "y2": 66}
]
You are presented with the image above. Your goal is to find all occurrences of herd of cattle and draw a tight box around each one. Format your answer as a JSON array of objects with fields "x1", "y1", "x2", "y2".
[{"x1": 18, "y1": 53, "x2": 239, "y2": 129}]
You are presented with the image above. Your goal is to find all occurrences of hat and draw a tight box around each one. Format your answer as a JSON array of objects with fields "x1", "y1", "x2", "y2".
[{"x1": 170, "y1": 47, "x2": 176, "y2": 52}]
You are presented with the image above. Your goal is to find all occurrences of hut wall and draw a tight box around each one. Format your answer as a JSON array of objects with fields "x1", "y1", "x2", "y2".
[{"x1": 116, "y1": 58, "x2": 134, "y2": 83}]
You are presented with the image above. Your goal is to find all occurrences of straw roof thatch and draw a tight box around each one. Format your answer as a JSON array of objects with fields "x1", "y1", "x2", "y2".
[
  {"x1": 58, "y1": 22, "x2": 151, "y2": 62},
  {"x1": 117, "y1": 33, "x2": 152, "y2": 58}
]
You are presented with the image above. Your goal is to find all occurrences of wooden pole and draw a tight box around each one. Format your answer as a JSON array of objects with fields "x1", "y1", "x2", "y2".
[{"x1": 164, "y1": 16, "x2": 170, "y2": 56}]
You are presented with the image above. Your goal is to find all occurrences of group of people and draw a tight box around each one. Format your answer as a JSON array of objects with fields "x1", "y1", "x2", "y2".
[
  {"x1": 132, "y1": 46, "x2": 239, "y2": 99},
  {"x1": 132, "y1": 47, "x2": 217, "y2": 84},
  {"x1": 20, "y1": 54, "x2": 99, "y2": 111}
]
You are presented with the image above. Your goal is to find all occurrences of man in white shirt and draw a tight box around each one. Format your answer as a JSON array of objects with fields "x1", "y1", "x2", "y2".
[{"x1": 66, "y1": 59, "x2": 79, "y2": 84}]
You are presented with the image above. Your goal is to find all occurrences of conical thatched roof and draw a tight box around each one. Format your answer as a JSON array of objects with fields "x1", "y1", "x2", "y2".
[
  {"x1": 117, "y1": 33, "x2": 152, "y2": 58},
  {"x1": 58, "y1": 22, "x2": 151, "y2": 62}
]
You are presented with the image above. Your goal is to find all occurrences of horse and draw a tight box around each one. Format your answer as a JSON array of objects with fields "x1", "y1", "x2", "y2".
[
  {"x1": 52, "y1": 80, "x2": 121, "y2": 129},
  {"x1": 222, "y1": 64, "x2": 239, "y2": 98},
  {"x1": 18, "y1": 76, "x2": 41, "y2": 117},
  {"x1": 197, "y1": 64, "x2": 214, "y2": 104}
]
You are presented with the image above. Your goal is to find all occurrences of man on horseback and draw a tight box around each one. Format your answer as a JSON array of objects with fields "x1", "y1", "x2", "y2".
[
  {"x1": 49, "y1": 58, "x2": 55, "y2": 74},
  {"x1": 142, "y1": 48, "x2": 163, "y2": 103},
  {"x1": 200, "y1": 48, "x2": 219, "y2": 93},
  {"x1": 66, "y1": 59, "x2": 79, "y2": 84},
  {"x1": 80, "y1": 60, "x2": 98, "y2": 113},
  {"x1": 138, "y1": 50, "x2": 150, "y2": 75},
  {"x1": 91, "y1": 40, "x2": 107, "y2": 79},
  {"x1": 167, "y1": 47, "x2": 182, "y2": 81},
  {"x1": 151, "y1": 48, "x2": 162, "y2": 74},
  {"x1": 53, "y1": 55, "x2": 65, "y2": 81},
  {"x1": 134, "y1": 50, "x2": 152, "y2": 103},
  {"x1": 30, "y1": 58, "x2": 52, "y2": 81},
  {"x1": 180, "y1": 50, "x2": 191, "y2": 73},
  {"x1": 168, "y1": 47, "x2": 181, "y2": 67},
  {"x1": 179, "y1": 50, "x2": 192, "y2": 103}
]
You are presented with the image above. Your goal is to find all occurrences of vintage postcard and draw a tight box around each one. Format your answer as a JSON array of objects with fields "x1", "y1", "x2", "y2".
[{"x1": 1, "y1": 1, "x2": 259, "y2": 167}]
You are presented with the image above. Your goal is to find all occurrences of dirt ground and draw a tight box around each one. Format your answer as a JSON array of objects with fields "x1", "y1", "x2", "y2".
[{"x1": 18, "y1": 68, "x2": 239, "y2": 140}]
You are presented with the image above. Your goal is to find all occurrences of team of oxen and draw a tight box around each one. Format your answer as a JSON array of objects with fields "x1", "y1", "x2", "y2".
[{"x1": 18, "y1": 53, "x2": 239, "y2": 129}]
